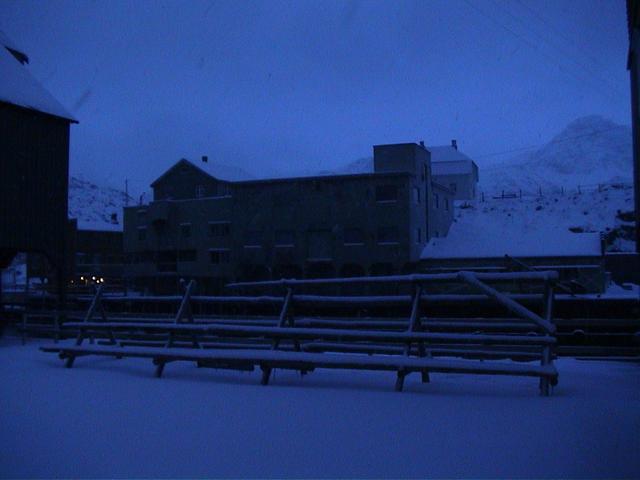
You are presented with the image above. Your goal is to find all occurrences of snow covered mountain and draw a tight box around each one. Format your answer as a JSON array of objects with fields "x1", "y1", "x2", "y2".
[
  {"x1": 480, "y1": 115, "x2": 632, "y2": 193},
  {"x1": 68, "y1": 176, "x2": 132, "y2": 231}
]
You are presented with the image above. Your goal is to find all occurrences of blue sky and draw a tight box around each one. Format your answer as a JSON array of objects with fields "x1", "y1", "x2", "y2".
[{"x1": 0, "y1": 0, "x2": 631, "y2": 195}]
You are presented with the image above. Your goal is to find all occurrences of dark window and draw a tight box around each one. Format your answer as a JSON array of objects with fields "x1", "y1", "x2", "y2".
[
  {"x1": 137, "y1": 227, "x2": 147, "y2": 241},
  {"x1": 416, "y1": 228, "x2": 421, "y2": 243},
  {"x1": 210, "y1": 249, "x2": 230, "y2": 264},
  {"x1": 375, "y1": 185, "x2": 398, "y2": 202},
  {"x1": 180, "y1": 224, "x2": 191, "y2": 238},
  {"x1": 178, "y1": 249, "x2": 197, "y2": 262},
  {"x1": 445, "y1": 198, "x2": 449, "y2": 211},
  {"x1": 434, "y1": 193, "x2": 439, "y2": 209},
  {"x1": 413, "y1": 187, "x2": 420, "y2": 204},
  {"x1": 344, "y1": 228, "x2": 364, "y2": 245},
  {"x1": 308, "y1": 230, "x2": 332, "y2": 259},
  {"x1": 377, "y1": 226, "x2": 399, "y2": 244},
  {"x1": 450, "y1": 183, "x2": 457, "y2": 193},
  {"x1": 195, "y1": 185, "x2": 206, "y2": 198},
  {"x1": 244, "y1": 230, "x2": 263, "y2": 247},
  {"x1": 209, "y1": 222, "x2": 230, "y2": 237},
  {"x1": 275, "y1": 230, "x2": 295, "y2": 246}
]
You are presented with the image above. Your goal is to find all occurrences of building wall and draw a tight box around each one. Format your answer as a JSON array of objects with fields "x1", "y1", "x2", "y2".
[
  {"x1": 429, "y1": 183, "x2": 455, "y2": 238},
  {"x1": 432, "y1": 172, "x2": 477, "y2": 200},
  {"x1": 628, "y1": 2, "x2": 640, "y2": 253},
  {"x1": 124, "y1": 143, "x2": 457, "y2": 294},
  {"x1": 0, "y1": 102, "x2": 70, "y2": 273}
]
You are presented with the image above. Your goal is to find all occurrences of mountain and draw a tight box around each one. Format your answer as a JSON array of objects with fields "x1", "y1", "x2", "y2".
[
  {"x1": 480, "y1": 115, "x2": 633, "y2": 193},
  {"x1": 68, "y1": 176, "x2": 132, "y2": 231}
]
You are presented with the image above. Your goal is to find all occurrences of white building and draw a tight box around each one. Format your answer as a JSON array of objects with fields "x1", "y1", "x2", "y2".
[{"x1": 429, "y1": 140, "x2": 479, "y2": 201}]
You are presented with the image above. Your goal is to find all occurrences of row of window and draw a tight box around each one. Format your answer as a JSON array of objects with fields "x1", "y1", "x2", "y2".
[{"x1": 137, "y1": 226, "x2": 403, "y2": 245}]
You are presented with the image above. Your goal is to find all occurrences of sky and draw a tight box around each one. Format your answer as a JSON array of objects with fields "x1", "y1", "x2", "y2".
[{"x1": 0, "y1": 0, "x2": 632, "y2": 195}]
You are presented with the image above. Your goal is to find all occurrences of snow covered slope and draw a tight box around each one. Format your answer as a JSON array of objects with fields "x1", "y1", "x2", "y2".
[
  {"x1": 481, "y1": 115, "x2": 632, "y2": 193},
  {"x1": 68, "y1": 176, "x2": 132, "y2": 231}
]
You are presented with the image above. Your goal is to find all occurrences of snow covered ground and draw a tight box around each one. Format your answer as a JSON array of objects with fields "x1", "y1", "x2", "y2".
[{"x1": 1, "y1": 338, "x2": 638, "y2": 478}]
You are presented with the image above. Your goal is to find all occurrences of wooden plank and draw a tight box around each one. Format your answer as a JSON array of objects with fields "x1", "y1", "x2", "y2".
[
  {"x1": 61, "y1": 322, "x2": 557, "y2": 346},
  {"x1": 40, "y1": 344, "x2": 558, "y2": 379},
  {"x1": 458, "y1": 271, "x2": 556, "y2": 334},
  {"x1": 227, "y1": 270, "x2": 559, "y2": 289}
]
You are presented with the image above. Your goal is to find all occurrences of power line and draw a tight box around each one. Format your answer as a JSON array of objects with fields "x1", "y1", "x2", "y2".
[
  {"x1": 461, "y1": 0, "x2": 621, "y2": 104},
  {"x1": 492, "y1": 0, "x2": 625, "y2": 98},
  {"x1": 474, "y1": 126, "x2": 627, "y2": 159}
]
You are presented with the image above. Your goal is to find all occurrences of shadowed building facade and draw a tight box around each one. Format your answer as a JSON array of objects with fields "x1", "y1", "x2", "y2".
[
  {"x1": 124, "y1": 143, "x2": 454, "y2": 294},
  {"x1": 0, "y1": 32, "x2": 77, "y2": 304}
]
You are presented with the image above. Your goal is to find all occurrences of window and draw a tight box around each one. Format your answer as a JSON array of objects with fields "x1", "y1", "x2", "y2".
[
  {"x1": 434, "y1": 193, "x2": 439, "y2": 209},
  {"x1": 375, "y1": 185, "x2": 398, "y2": 203},
  {"x1": 137, "y1": 226, "x2": 147, "y2": 241},
  {"x1": 449, "y1": 183, "x2": 457, "y2": 193},
  {"x1": 445, "y1": 198, "x2": 449, "y2": 211},
  {"x1": 180, "y1": 223, "x2": 191, "y2": 238},
  {"x1": 344, "y1": 228, "x2": 364, "y2": 245},
  {"x1": 210, "y1": 249, "x2": 230, "y2": 264},
  {"x1": 308, "y1": 230, "x2": 332, "y2": 259},
  {"x1": 416, "y1": 228, "x2": 421, "y2": 243},
  {"x1": 244, "y1": 230, "x2": 263, "y2": 247},
  {"x1": 209, "y1": 222, "x2": 230, "y2": 237},
  {"x1": 178, "y1": 249, "x2": 197, "y2": 262},
  {"x1": 275, "y1": 230, "x2": 295, "y2": 247},
  {"x1": 377, "y1": 226, "x2": 399, "y2": 244},
  {"x1": 195, "y1": 185, "x2": 206, "y2": 198},
  {"x1": 413, "y1": 187, "x2": 420, "y2": 204}
]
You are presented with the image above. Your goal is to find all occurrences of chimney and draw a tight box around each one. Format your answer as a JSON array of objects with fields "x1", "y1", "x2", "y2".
[
  {"x1": 451, "y1": 139, "x2": 457, "y2": 150},
  {"x1": 419, "y1": 140, "x2": 425, "y2": 148},
  {"x1": 202, "y1": 155, "x2": 208, "y2": 163}
]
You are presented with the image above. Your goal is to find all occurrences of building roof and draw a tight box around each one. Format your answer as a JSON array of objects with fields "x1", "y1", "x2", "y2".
[
  {"x1": 0, "y1": 32, "x2": 76, "y2": 122},
  {"x1": 428, "y1": 145, "x2": 476, "y2": 175},
  {"x1": 422, "y1": 229, "x2": 602, "y2": 260}
]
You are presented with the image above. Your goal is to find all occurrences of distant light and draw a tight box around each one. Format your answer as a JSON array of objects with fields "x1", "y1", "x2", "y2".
[
  {"x1": 100, "y1": 277, "x2": 104, "y2": 283},
  {"x1": 92, "y1": 276, "x2": 96, "y2": 281},
  {"x1": 80, "y1": 276, "x2": 84, "y2": 281}
]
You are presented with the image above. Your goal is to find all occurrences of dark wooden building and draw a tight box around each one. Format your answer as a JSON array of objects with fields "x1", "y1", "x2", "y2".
[
  {"x1": 0, "y1": 32, "x2": 77, "y2": 302},
  {"x1": 628, "y1": 0, "x2": 640, "y2": 253}
]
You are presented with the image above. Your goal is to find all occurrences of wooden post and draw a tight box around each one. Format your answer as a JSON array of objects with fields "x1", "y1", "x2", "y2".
[
  {"x1": 540, "y1": 278, "x2": 555, "y2": 396},
  {"x1": 264, "y1": 287, "x2": 295, "y2": 383},
  {"x1": 155, "y1": 280, "x2": 196, "y2": 377},
  {"x1": 396, "y1": 284, "x2": 425, "y2": 391}
]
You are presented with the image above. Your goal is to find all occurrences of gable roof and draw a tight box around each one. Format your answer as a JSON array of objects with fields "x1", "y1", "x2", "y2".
[
  {"x1": 428, "y1": 145, "x2": 477, "y2": 176},
  {"x1": 0, "y1": 31, "x2": 76, "y2": 122},
  {"x1": 150, "y1": 158, "x2": 226, "y2": 187}
]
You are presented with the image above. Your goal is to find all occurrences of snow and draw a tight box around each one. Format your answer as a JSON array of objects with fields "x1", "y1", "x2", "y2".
[
  {"x1": 429, "y1": 145, "x2": 473, "y2": 162},
  {"x1": 0, "y1": 37, "x2": 76, "y2": 121},
  {"x1": 1, "y1": 338, "x2": 638, "y2": 478},
  {"x1": 68, "y1": 175, "x2": 132, "y2": 231}
]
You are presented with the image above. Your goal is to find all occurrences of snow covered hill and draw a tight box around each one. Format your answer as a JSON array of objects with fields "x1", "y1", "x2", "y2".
[
  {"x1": 68, "y1": 175, "x2": 132, "y2": 231},
  {"x1": 480, "y1": 115, "x2": 632, "y2": 194}
]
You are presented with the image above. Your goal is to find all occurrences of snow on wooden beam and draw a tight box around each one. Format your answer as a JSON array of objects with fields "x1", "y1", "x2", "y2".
[
  {"x1": 457, "y1": 271, "x2": 556, "y2": 334},
  {"x1": 226, "y1": 270, "x2": 559, "y2": 288}
]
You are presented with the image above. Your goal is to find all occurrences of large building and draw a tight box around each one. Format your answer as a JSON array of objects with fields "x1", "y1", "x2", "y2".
[
  {"x1": 0, "y1": 32, "x2": 77, "y2": 302},
  {"x1": 124, "y1": 142, "x2": 454, "y2": 294},
  {"x1": 430, "y1": 140, "x2": 479, "y2": 201}
]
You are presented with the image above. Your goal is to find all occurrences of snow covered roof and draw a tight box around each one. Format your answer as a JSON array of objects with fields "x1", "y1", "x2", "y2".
[
  {"x1": 422, "y1": 229, "x2": 602, "y2": 259},
  {"x1": 428, "y1": 146, "x2": 476, "y2": 176},
  {"x1": 0, "y1": 33, "x2": 76, "y2": 122}
]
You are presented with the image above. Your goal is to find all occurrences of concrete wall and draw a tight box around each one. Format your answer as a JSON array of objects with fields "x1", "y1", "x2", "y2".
[{"x1": 432, "y1": 172, "x2": 477, "y2": 201}]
